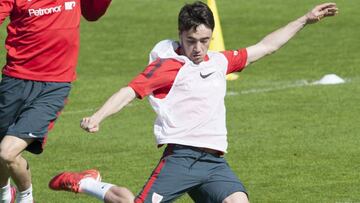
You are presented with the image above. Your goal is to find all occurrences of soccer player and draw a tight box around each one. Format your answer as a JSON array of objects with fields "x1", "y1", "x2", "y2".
[
  {"x1": 0, "y1": 0, "x2": 112, "y2": 202},
  {"x1": 49, "y1": 1, "x2": 338, "y2": 203}
]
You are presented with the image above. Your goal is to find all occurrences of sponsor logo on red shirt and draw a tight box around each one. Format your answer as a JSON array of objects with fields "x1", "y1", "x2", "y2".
[
  {"x1": 65, "y1": 1, "x2": 76, "y2": 10},
  {"x1": 28, "y1": 1, "x2": 76, "y2": 17},
  {"x1": 28, "y1": 6, "x2": 62, "y2": 17}
]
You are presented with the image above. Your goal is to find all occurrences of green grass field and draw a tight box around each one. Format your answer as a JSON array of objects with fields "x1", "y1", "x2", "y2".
[{"x1": 1, "y1": 0, "x2": 359, "y2": 202}]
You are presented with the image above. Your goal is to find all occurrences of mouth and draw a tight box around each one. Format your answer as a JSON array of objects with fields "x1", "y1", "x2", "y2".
[
  {"x1": 193, "y1": 54, "x2": 202, "y2": 59},
  {"x1": 192, "y1": 57, "x2": 203, "y2": 64}
]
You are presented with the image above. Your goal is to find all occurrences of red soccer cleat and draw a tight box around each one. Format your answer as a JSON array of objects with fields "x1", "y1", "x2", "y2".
[
  {"x1": 49, "y1": 169, "x2": 101, "y2": 193},
  {"x1": 10, "y1": 186, "x2": 16, "y2": 203}
]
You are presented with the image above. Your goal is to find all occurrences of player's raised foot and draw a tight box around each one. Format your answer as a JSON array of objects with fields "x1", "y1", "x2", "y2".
[
  {"x1": 10, "y1": 186, "x2": 16, "y2": 203},
  {"x1": 49, "y1": 169, "x2": 101, "y2": 193}
]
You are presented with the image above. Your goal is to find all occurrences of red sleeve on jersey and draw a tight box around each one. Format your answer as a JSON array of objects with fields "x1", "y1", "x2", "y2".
[
  {"x1": 222, "y1": 49, "x2": 248, "y2": 74},
  {"x1": 0, "y1": 0, "x2": 13, "y2": 25},
  {"x1": 128, "y1": 58, "x2": 184, "y2": 99},
  {"x1": 81, "y1": 0, "x2": 111, "y2": 21}
]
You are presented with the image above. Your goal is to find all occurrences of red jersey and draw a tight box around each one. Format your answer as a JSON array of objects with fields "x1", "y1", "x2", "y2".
[
  {"x1": 0, "y1": 0, "x2": 111, "y2": 82},
  {"x1": 129, "y1": 49, "x2": 248, "y2": 99}
]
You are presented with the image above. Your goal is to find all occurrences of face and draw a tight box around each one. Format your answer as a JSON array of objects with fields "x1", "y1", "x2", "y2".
[{"x1": 179, "y1": 24, "x2": 213, "y2": 64}]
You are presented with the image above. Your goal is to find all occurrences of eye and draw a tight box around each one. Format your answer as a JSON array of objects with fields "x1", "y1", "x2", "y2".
[
  {"x1": 187, "y1": 39, "x2": 196, "y2": 44},
  {"x1": 200, "y1": 39, "x2": 209, "y2": 44}
]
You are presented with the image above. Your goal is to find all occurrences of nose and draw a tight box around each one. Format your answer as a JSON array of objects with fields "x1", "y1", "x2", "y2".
[{"x1": 194, "y1": 42, "x2": 201, "y2": 52}]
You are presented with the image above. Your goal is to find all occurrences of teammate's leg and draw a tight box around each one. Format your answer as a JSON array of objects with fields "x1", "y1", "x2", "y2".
[
  {"x1": 0, "y1": 160, "x2": 10, "y2": 186},
  {"x1": 0, "y1": 175, "x2": 12, "y2": 203},
  {"x1": 0, "y1": 179, "x2": 16, "y2": 203},
  {"x1": 222, "y1": 192, "x2": 249, "y2": 203},
  {"x1": 0, "y1": 76, "x2": 26, "y2": 202},
  {"x1": 0, "y1": 158, "x2": 11, "y2": 191},
  {"x1": 0, "y1": 136, "x2": 34, "y2": 202}
]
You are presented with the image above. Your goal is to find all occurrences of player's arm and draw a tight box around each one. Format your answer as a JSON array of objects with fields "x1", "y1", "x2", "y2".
[
  {"x1": 81, "y1": 0, "x2": 112, "y2": 21},
  {"x1": 245, "y1": 3, "x2": 338, "y2": 66},
  {"x1": 81, "y1": 58, "x2": 179, "y2": 133},
  {"x1": 81, "y1": 86, "x2": 136, "y2": 133}
]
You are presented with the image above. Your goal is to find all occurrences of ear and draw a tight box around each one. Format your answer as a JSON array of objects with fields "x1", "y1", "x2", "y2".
[{"x1": 178, "y1": 32, "x2": 183, "y2": 46}]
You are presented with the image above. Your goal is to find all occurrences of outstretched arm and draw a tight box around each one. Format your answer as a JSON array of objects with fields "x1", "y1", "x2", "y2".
[
  {"x1": 80, "y1": 86, "x2": 136, "y2": 133},
  {"x1": 246, "y1": 3, "x2": 338, "y2": 66},
  {"x1": 81, "y1": 0, "x2": 112, "y2": 21}
]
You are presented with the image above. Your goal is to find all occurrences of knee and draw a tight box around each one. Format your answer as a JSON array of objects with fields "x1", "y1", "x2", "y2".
[
  {"x1": 104, "y1": 186, "x2": 134, "y2": 203},
  {"x1": 0, "y1": 147, "x2": 17, "y2": 165},
  {"x1": 223, "y1": 192, "x2": 249, "y2": 203}
]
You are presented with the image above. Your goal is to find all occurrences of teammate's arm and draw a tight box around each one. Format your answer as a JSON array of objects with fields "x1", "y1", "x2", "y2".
[
  {"x1": 80, "y1": 86, "x2": 136, "y2": 133},
  {"x1": 0, "y1": 0, "x2": 14, "y2": 25},
  {"x1": 81, "y1": 0, "x2": 112, "y2": 21},
  {"x1": 245, "y1": 3, "x2": 338, "y2": 66}
]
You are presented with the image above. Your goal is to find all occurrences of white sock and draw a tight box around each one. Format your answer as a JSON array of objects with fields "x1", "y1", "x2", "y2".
[
  {"x1": 79, "y1": 178, "x2": 114, "y2": 201},
  {"x1": 0, "y1": 180, "x2": 11, "y2": 203},
  {"x1": 15, "y1": 185, "x2": 33, "y2": 203}
]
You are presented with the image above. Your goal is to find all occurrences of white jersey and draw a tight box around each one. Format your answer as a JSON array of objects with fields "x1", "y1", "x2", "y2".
[{"x1": 148, "y1": 40, "x2": 230, "y2": 153}]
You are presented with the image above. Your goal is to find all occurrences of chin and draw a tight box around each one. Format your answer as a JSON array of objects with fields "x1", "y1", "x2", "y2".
[{"x1": 192, "y1": 59, "x2": 203, "y2": 64}]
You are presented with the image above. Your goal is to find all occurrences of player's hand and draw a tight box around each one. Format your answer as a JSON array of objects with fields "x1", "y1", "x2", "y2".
[
  {"x1": 80, "y1": 117, "x2": 100, "y2": 133},
  {"x1": 306, "y1": 3, "x2": 338, "y2": 24}
]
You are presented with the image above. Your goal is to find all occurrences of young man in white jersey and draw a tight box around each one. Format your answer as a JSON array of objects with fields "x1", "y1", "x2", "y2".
[{"x1": 48, "y1": 1, "x2": 338, "y2": 203}]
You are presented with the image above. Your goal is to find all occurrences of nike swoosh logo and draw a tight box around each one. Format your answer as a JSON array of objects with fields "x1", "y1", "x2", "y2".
[
  {"x1": 200, "y1": 71, "x2": 215, "y2": 79},
  {"x1": 28, "y1": 133, "x2": 37, "y2": 138}
]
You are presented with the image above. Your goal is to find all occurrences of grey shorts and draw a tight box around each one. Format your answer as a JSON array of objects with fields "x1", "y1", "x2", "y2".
[
  {"x1": 0, "y1": 75, "x2": 71, "y2": 154},
  {"x1": 135, "y1": 144, "x2": 247, "y2": 203}
]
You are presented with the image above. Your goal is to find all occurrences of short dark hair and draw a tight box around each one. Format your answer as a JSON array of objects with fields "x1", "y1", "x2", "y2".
[{"x1": 178, "y1": 1, "x2": 214, "y2": 33}]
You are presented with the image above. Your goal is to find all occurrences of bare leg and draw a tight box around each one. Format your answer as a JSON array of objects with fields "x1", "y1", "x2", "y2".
[
  {"x1": 0, "y1": 136, "x2": 33, "y2": 191},
  {"x1": 0, "y1": 160, "x2": 10, "y2": 187},
  {"x1": 223, "y1": 192, "x2": 249, "y2": 203},
  {"x1": 104, "y1": 186, "x2": 135, "y2": 203}
]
